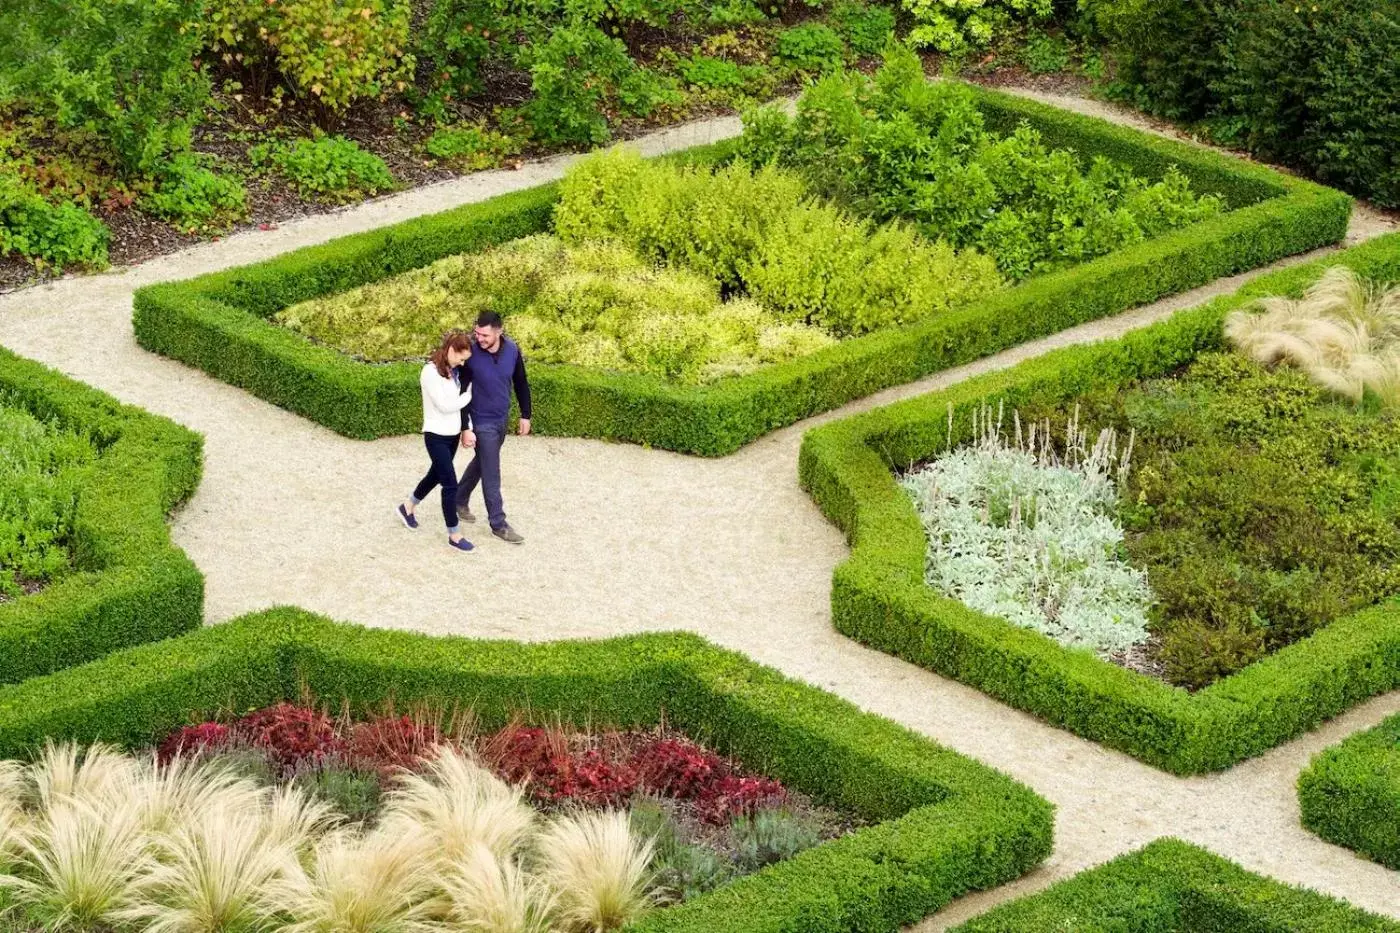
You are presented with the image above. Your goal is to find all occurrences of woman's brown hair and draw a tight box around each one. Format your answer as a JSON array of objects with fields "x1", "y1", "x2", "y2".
[{"x1": 430, "y1": 330, "x2": 473, "y2": 378}]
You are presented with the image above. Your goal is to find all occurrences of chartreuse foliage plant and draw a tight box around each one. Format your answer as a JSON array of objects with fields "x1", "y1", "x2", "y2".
[
  {"x1": 276, "y1": 234, "x2": 835, "y2": 385},
  {"x1": 1299, "y1": 709, "x2": 1400, "y2": 870},
  {"x1": 952, "y1": 838, "x2": 1399, "y2": 931},
  {"x1": 133, "y1": 86, "x2": 1350, "y2": 453},
  {"x1": 799, "y1": 233, "x2": 1400, "y2": 774},
  {"x1": 0, "y1": 607, "x2": 1054, "y2": 933},
  {"x1": 0, "y1": 347, "x2": 203, "y2": 687},
  {"x1": 741, "y1": 49, "x2": 1226, "y2": 281}
]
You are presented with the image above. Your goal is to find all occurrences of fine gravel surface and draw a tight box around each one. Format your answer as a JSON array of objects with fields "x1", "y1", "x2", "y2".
[{"x1": 2, "y1": 96, "x2": 1398, "y2": 929}]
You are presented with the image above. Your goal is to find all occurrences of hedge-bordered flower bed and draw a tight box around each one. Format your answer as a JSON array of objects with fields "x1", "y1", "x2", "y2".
[
  {"x1": 798, "y1": 232, "x2": 1400, "y2": 775},
  {"x1": 1299, "y1": 711, "x2": 1400, "y2": 870},
  {"x1": 952, "y1": 838, "x2": 1399, "y2": 930},
  {"x1": 0, "y1": 347, "x2": 203, "y2": 685},
  {"x1": 131, "y1": 85, "x2": 1351, "y2": 456},
  {"x1": 0, "y1": 606, "x2": 1053, "y2": 932}
]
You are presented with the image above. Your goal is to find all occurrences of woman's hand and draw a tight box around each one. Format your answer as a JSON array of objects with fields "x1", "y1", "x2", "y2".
[{"x1": 461, "y1": 430, "x2": 476, "y2": 448}]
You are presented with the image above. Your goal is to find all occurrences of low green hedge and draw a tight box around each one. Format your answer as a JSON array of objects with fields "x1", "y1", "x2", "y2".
[
  {"x1": 132, "y1": 84, "x2": 1350, "y2": 455},
  {"x1": 954, "y1": 838, "x2": 1399, "y2": 931},
  {"x1": 799, "y1": 232, "x2": 1400, "y2": 775},
  {"x1": 1299, "y1": 711, "x2": 1400, "y2": 871},
  {"x1": 0, "y1": 606, "x2": 1053, "y2": 932},
  {"x1": 0, "y1": 347, "x2": 203, "y2": 685}
]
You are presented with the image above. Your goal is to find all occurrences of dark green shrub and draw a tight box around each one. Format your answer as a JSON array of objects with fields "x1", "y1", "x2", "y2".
[
  {"x1": 830, "y1": 2, "x2": 896, "y2": 57},
  {"x1": 0, "y1": 174, "x2": 109, "y2": 272},
  {"x1": 1089, "y1": 0, "x2": 1400, "y2": 208},
  {"x1": 1018, "y1": 27, "x2": 1071, "y2": 74},
  {"x1": 249, "y1": 136, "x2": 396, "y2": 202},
  {"x1": 953, "y1": 838, "x2": 1398, "y2": 930},
  {"x1": 0, "y1": 0, "x2": 210, "y2": 176},
  {"x1": 1299, "y1": 711, "x2": 1400, "y2": 870},
  {"x1": 516, "y1": 24, "x2": 654, "y2": 146},
  {"x1": 774, "y1": 23, "x2": 847, "y2": 75},
  {"x1": 412, "y1": 0, "x2": 503, "y2": 119},
  {"x1": 141, "y1": 153, "x2": 248, "y2": 233}
]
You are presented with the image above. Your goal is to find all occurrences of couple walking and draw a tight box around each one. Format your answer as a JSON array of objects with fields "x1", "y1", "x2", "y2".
[{"x1": 396, "y1": 312, "x2": 530, "y2": 552}]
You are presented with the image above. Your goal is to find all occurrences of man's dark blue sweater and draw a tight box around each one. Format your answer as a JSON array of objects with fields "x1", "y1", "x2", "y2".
[{"x1": 457, "y1": 335, "x2": 531, "y2": 430}]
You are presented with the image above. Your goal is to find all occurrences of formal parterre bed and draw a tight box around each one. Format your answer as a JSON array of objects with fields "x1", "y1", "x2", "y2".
[
  {"x1": 951, "y1": 838, "x2": 1400, "y2": 931},
  {"x1": 1298, "y1": 708, "x2": 1400, "y2": 872},
  {"x1": 0, "y1": 348, "x2": 202, "y2": 687},
  {"x1": 800, "y1": 232, "x2": 1400, "y2": 774},
  {"x1": 133, "y1": 65, "x2": 1349, "y2": 455},
  {"x1": 0, "y1": 607, "x2": 1054, "y2": 932}
]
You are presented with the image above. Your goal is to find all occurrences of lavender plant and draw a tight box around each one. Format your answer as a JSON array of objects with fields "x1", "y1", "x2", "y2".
[{"x1": 901, "y1": 405, "x2": 1151, "y2": 654}]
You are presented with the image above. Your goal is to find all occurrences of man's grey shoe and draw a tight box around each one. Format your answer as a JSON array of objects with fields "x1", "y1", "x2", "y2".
[
  {"x1": 492, "y1": 525, "x2": 524, "y2": 545},
  {"x1": 456, "y1": 505, "x2": 477, "y2": 523}
]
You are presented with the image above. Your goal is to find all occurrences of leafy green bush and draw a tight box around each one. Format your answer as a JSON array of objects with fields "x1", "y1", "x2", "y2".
[
  {"x1": 0, "y1": 174, "x2": 109, "y2": 273},
  {"x1": 741, "y1": 50, "x2": 1225, "y2": 280},
  {"x1": 903, "y1": 0, "x2": 1051, "y2": 53},
  {"x1": 1088, "y1": 0, "x2": 1400, "y2": 208},
  {"x1": 774, "y1": 23, "x2": 847, "y2": 75},
  {"x1": 676, "y1": 54, "x2": 764, "y2": 93},
  {"x1": 1019, "y1": 27, "x2": 1071, "y2": 74},
  {"x1": 0, "y1": 0, "x2": 210, "y2": 176},
  {"x1": 411, "y1": 0, "x2": 502, "y2": 119},
  {"x1": 953, "y1": 839, "x2": 1398, "y2": 930},
  {"x1": 205, "y1": 0, "x2": 414, "y2": 115},
  {"x1": 0, "y1": 403, "x2": 94, "y2": 600},
  {"x1": 249, "y1": 136, "x2": 396, "y2": 202},
  {"x1": 423, "y1": 123, "x2": 522, "y2": 171},
  {"x1": 140, "y1": 153, "x2": 248, "y2": 233},
  {"x1": 1299, "y1": 711, "x2": 1400, "y2": 870},
  {"x1": 555, "y1": 146, "x2": 1002, "y2": 335},
  {"x1": 276, "y1": 234, "x2": 835, "y2": 383},
  {"x1": 830, "y1": 2, "x2": 896, "y2": 57}
]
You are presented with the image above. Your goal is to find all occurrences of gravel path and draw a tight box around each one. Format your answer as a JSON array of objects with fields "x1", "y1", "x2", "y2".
[{"x1": 2, "y1": 95, "x2": 1398, "y2": 927}]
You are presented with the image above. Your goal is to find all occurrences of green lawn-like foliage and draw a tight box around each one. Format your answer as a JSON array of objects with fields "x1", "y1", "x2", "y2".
[
  {"x1": 248, "y1": 136, "x2": 397, "y2": 203},
  {"x1": 0, "y1": 607, "x2": 1054, "y2": 933},
  {"x1": 799, "y1": 233, "x2": 1400, "y2": 773},
  {"x1": 953, "y1": 838, "x2": 1399, "y2": 931},
  {"x1": 0, "y1": 401, "x2": 94, "y2": 599},
  {"x1": 741, "y1": 49, "x2": 1225, "y2": 281},
  {"x1": 276, "y1": 233, "x2": 834, "y2": 384},
  {"x1": 1299, "y1": 710, "x2": 1400, "y2": 870}
]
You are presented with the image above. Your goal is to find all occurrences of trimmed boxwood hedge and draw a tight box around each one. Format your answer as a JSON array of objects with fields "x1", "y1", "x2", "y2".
[
  {"x1": 953, "y1": 838, "x2": 1399, "y2": 931},
  {"x1": 0, "y1": 347, "x2": 203, "y2": 685},
  {"x1": 799, "y1": 232, "x2": 1400, "y2": 775},
  {"x1": 132, "y1": 84, "x2": 1351, "y2": 455},
  {"x1": 1298, "y1": 711, "x2": 1400, "y2": 870},
  {"x1": 0, "y1": 606, "x2": 1053, "y2": 932}
]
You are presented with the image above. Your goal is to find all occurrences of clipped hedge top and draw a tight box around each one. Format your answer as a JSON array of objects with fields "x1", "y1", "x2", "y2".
[
  {"x1": 0, "y1": 606, "x2": 1053, "y2": 932},
  {"x1": 133, "y1": 83, "x2": 1350, "y2": 452},
  {"x1": 1298, "y1": 705, "x2": 1400, "y2": 870},
  {"x1": 953, "y1": 838, "x2": 1400, "y2": 931},
  {"x1": 0, "y1": 346, "x2": 203, "y2": 685},
  {"x1": 800, "y1": 232, "x2": 1400, "y2": 774}
]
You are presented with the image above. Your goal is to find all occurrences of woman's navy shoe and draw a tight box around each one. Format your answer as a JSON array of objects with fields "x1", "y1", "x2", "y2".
[
  {"x1": 397, "y1": 504, "x2": 419, "y2": 529},
  {"x1": 449, "y1": 536, "x2": 474, "y2": 551}
]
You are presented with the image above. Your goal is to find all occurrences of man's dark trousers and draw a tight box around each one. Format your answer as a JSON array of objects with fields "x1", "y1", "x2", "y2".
[{"x1": 457, "y1": 420, "x2": 507, "y2": 530}]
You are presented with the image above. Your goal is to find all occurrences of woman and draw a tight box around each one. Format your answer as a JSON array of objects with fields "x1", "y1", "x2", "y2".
[{"x1": 398, "y1": 331, "x2": 477, "y2": 551}]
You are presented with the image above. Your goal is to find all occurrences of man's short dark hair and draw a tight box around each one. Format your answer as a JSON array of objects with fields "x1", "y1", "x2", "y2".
[{"x1": 475, "y1": 311, "x2": 504, "y2": 329}]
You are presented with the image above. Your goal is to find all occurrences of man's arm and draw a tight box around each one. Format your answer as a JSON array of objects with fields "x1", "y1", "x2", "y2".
[
  {"x1": 513, "y1": 352, "x2": 532, "y2": 434},
  {"x1": 458, "y1": 365, "x2": 473, "y2": 433}
]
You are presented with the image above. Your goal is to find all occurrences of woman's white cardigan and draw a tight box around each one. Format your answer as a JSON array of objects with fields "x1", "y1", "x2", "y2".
[{"x1": 420, "y1": 362, "x2": 471, "y2": 435}]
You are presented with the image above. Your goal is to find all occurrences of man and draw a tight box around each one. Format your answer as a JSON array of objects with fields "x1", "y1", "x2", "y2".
[{"x1": 455, "y1": 310, "x2": 531, "y2": 544}]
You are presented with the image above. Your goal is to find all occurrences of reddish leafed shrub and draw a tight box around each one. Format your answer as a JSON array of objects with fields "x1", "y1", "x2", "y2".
[
  {"x1": 481, "y1": 725, "x2": 564, "y2": 786},
  {"x1": 698, "y1": 774, "x2": 788, "y2": 823},
  {"x1": 157, "y1": 722, "x2": 232, "y2": 763},
  {"x1": 544, "y1": 749, "x2": 639, "y2": 808},
  {"x1": 348, "y1": 714, "x2": 442, "y2": 777},
  {"x1": 634, "y1": 737, "x2": 726, "y2": 799},
  {"x1": 236, "y1": 703, "x2": 345, "y2": 771}
]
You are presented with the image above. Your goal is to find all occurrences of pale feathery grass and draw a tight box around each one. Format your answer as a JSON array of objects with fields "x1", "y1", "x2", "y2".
[
  {"x1": 0, "y1": 759, "x2": 24, "y2": 870},
  {"x1": 27, "y1": 740, "x2": 141, "y2": 811},
  {"x1": 273, "y1": 826, "x2": 442, "y2": 933},
  {"x1": 262, "y1": 785, "x2": 336, "y2": 857},
  {"x1": 1226, "y1": 265, "x2": 1400, "y2": 405},
  {"x1": 439, "y1": 842, "x2": 554, "y2": 933},
  {"x1": 117, "y1": 792, "x2": 297, "y2": 933},
  {"x1": 381, "y1": 744, "x2": 535, "y2": 865},
  {"x1": 4, "y1": 795, "x2": 153, "y2": 929},
  {"x1": 537, "y1": 810, "x2": 654, "y2": 933},
  {"x1": 133, "y1": 753, "x2": 265, "y2": 837}
]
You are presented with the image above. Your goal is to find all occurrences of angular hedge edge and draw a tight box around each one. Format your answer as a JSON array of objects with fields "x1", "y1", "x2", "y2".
[
  {"x1": 799, "y1": 232, "x2": 1400, "y2": 775},
  {"x1": 131, "y1": 84, "x2": 1352, "y2": 455},
  {"x1": 1299, "y1": 710, "x2": 1400, "y2": 870},
  {"x1": 952, "y1": 838, "x2": 1398, "y2": 931},
  {"x1": 0, "y1": 607, "x2": 1054, "y2": 933},
  {"x1": 0, "y1": 347, "x2": 203, "y2": 685}
]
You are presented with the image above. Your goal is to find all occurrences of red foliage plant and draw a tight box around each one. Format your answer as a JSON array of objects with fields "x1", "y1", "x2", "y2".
[
  {"x1": 236, "y1": 703, "x2": 346, "y2": 772},
  {"x1": 156, "y1": 722, "x2": 232, "y2": 763},
  {"x1": 348, "y1": 714, "x2": 443, "y2": 777}
]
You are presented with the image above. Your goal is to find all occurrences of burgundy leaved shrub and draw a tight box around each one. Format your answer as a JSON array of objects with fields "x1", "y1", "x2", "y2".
[
  {"x1": 236, "y1": 703, "x2": 346, "y2": 771},
  {"x1": 157, "y1": 722, "x2": 232, "y2": 763}
]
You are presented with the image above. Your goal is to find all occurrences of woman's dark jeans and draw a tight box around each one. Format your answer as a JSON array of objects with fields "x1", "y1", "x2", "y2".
[{"x1": 412, "y1": 431, "x2": 460, "y2": 531}]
